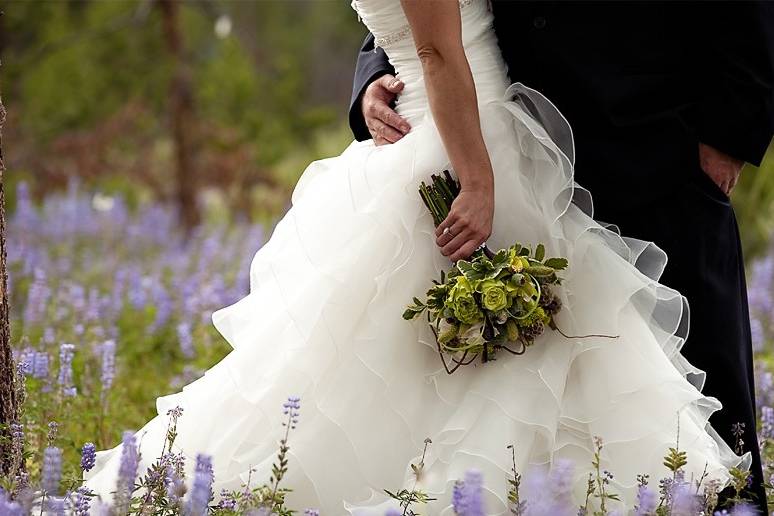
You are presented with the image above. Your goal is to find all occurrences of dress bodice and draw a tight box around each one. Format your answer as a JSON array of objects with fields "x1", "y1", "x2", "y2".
[{"x1": 350, "y1": 0, "x2": 510, "y2": 125}]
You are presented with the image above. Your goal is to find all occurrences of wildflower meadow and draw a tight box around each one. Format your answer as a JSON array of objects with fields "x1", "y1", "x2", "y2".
[{"x1": 2, "y1": 180, "x2": 774, "y2": 515}]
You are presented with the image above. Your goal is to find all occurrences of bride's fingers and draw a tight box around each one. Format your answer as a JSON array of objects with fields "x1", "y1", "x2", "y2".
[
  {"x1": 440, "y1": 229, "x2": 472, "y2": 257},
  {"x1": 435, "y1": 220, "x2": 464, "y2": 247},
  {"x1": 435, "y1": 213, "x2": 457, "y2": 237},
  {"x1": 450, "y1": 240, "x2": 480, "y2": 262}
]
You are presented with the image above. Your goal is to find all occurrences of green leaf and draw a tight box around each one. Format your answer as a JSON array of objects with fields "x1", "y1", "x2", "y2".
[
  {"x1": 492, "y1": 248, "x2": 509, "y2": 266},
  {"x1": 662, "y1": 447, "x2": 688, "y2": 472},
  {"x1": 535, "y1": 243, "x2": 545, "y2": 261},
  {"x1": 403, "y1": 306, "x2": 425, "y2": 320},
  {"x1": 456, "y1": 260, "x2": 474, "y2": 275},
  {"x1": 523, "y1": 265, "x2": 556, "y2": 277},
  {"x1": 544, "y1": 257, "x2": 569, "y2": 270}
]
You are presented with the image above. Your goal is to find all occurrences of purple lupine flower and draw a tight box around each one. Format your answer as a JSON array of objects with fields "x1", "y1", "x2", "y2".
[
  {"x1": 547, "y1": 459, "x2": 575, "y2": 508},
  {"x1": 164, "y1": 463, "x2": 187, "y2": 506},
  {"x1": 670, "y1": 479, "x2": 698, "y2": 516},
  {"x1": 42, "y1": 447, "x2": 63, "y2": 495},
  {"x1": 216, "y1": 490, "x2": 237, "y2": 511},
  {"x1": 453, "y1": 469, "x2": 484, "y2": 516},
  {"x1": 634, "y1": 484, "x2": 658, "y2": 515},
  {"x1": 750, "y1": 317, "x2": 765, "y2": 353},
  {"x1": 22, "y1": 268, "x2": 50, "y2": 326},
  {"x1": 43, "y1": 327, "x2": 56, "y2": 345},
  {"x1": 128, "y1": 270, "x2": 148, "y2": 309},
  {"x1": 149, "y1": 282, "x2": 173, "y2": 334},
  {"x1": 283, "y1": 395, "x2": 301, "y2": 429},
  {"x1": 167, "y1": 406, "x2": 184, "y2": 422},
  {"x1": 303, "y1": 509, "x2": 320, "y2": 516},
  {"x1": 161, "y1": 452, "x2": 185, "y2": 474},
  {"x1": 114, "y1": 431, "x2": 139, "y2": 510},
  {"x1": 184, "y1": 454, "x2": 214, "y2": 516},
  {"x1": 748, "y1": 255, "x2": 774, "y2": 317},
  {"x1": 17, "y1": 347, "x2": 34, "y2": 376},
  {"x1": 118, "y1": 432, "x2": 139, "y2": 483},
  {"x1": 80, "y1": 442, "x2": 97, "y2": 472},
  {"x1": 521, "y1": 465, "x2": 563, "y2": 516},
  {"x1": 13, "y1": 181, "x2": 38, "y2": 233},
  {"x1": 110, "y1": 268, "x2": 127, "y2": 315},
  {"x1": 32, "y1": 351, "x2": 50, "y2": 380},
  {"x1": 0, "y1": 498, "x2": 24, "y2": 516},
  {"x1": 0, "y1": 488, "x2": 21, "y2": 516},
  {"x1": 452, "y1": 480, "x2": 465, "y2": 513},
  {"x1": 85, "y1": 287, "x2": 101, "y2": 322},
  {"x1": 177, "y1": 322, "x2": 195, "y2": 359},
  {"x1": 730, "y1": 504, "x2": 758, "y2": 516},
  {"x1": 57, "y1": 343, "x2": 76, "y2": 397},
  {"x1": 762, "y1": 406, "x2": 774, "y2": 441},
  {"x1": 71, "y1": 486, "x2": 92, "y2": 516},
  {"x1": 46, "y1": 496, "x2": 66, "y2": 516},
  {"x1": 68, "y1": 284, "x2": 87, "y2": 318},
  {"x1": 100, "y1": 340, "x2": 116, "y2": 392},
  {"x1": 756, "y1": 365, "x2": 774, "y2": 410}
]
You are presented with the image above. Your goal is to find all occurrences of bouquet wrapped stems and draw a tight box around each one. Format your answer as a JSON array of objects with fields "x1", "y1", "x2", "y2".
[{"x1": 418, "y1": 171, "x2": 494, "y2": 260}]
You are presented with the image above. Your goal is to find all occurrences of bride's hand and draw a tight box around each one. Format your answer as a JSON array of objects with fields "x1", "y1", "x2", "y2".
[{"x1": 434, "y1": 186, "x2": 494, "y2": 262}]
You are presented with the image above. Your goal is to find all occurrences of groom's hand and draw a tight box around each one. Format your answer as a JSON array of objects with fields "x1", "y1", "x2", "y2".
[
  {"x1": 362, "y1": 74, "x2": 411, "y2": 146},
  {"x1": 699, "y1": 143, "x2": 744, "y2": 196}
]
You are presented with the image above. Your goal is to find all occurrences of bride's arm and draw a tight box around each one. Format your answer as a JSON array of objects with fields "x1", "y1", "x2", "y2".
[{"x1": 400, "y1": 0, "x2": 494, "y2": 262}]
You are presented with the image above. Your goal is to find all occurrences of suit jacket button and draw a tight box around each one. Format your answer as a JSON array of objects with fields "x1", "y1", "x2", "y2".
[{"x1": 533, "y1": 16, "x2": 547, "y2": 29}]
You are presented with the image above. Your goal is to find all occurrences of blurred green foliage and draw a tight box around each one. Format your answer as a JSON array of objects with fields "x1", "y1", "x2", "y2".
[
  {"x1": 2, "y1": 0, "x2": 365, "y2": 221},
  {"x1": 732, "y1": 146, "x2": 774, "y2": 259}
]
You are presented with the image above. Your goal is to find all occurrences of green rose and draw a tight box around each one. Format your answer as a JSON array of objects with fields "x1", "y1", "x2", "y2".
[
  {"x1": 447, "y1": 277, "x2": 483, "y2": 324},
  {"x1": 478, "y1": 279, "x2": 509, "y2": 312}
]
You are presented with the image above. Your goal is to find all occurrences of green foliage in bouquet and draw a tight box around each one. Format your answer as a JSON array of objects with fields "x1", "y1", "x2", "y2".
[{"x1": 404, "y1": 172, "x2": 568, "y2": 374}]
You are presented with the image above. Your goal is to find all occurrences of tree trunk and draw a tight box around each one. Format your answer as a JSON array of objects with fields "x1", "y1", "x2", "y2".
[
  {"x1": 158, "y1": 0, "x2": 200, "y2": 232},
  {"x1": 0, "y1": 91, "x2": 20, "y2": 475}
]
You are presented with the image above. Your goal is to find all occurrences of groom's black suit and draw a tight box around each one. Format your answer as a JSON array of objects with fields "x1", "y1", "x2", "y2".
[{"x1": 350, "y1": 1, "x2": 774, "y2": 510}]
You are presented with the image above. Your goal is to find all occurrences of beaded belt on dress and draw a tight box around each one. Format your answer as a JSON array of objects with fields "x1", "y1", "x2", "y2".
[{"x1": 352, "y1": 0, "x2": 477, "y2": 50}]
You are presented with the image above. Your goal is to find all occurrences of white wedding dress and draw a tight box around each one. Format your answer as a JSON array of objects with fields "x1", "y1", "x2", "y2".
[{"x1": 85, "y1": 0, "x2": 750, "y2": 513}]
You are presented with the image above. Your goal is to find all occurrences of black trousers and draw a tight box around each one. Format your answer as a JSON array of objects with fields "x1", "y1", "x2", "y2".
[{"x1": 599, "y1": 169, "x2": 767, "y2": 512}]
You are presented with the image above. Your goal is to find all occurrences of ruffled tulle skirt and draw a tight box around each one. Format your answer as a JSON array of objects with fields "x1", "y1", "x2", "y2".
[{"x1": 84, "y1": 84, "x2": 749, "y2": 514}]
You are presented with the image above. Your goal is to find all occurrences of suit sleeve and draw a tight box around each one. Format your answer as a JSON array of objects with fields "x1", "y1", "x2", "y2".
[
  {"x1": 691, "y1": 2, "x2": 774, "y2": 166},
  {"x1": 349, "y1": 33, "x2": 396, "y2": 141}
]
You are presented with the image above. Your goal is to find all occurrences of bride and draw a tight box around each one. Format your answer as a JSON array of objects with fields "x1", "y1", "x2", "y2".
[{"x1": 85, "y1": 0, "x2": 750, "y2": 512}]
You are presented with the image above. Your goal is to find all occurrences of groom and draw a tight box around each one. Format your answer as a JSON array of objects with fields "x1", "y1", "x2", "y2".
[{"x1": 349, "y1": 1, "x2": 773, "y2": 511}]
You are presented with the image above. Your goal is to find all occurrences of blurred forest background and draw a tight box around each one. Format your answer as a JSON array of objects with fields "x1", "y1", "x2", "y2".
[
  {"x1": 2, "y1": 0, "x2": 365, "y2": 228},
  {"x1": 3, "y1": 0, "x2": 774, "y2": 256}
]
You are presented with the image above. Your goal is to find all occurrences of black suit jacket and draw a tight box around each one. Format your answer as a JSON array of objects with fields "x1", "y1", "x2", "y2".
[{"x1": 349, "y1": 1, "x2": 774, "y2": 216}]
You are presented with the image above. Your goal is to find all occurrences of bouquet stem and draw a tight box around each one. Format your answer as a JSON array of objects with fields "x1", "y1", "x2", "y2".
[{"x1": 419, "y1": 171, "x2": 493, "y2": 259}]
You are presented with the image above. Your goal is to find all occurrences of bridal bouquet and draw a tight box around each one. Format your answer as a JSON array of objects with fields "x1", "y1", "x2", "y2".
[{"x1": 404, "y1": 171, "x2": 568, "y2": 374}]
